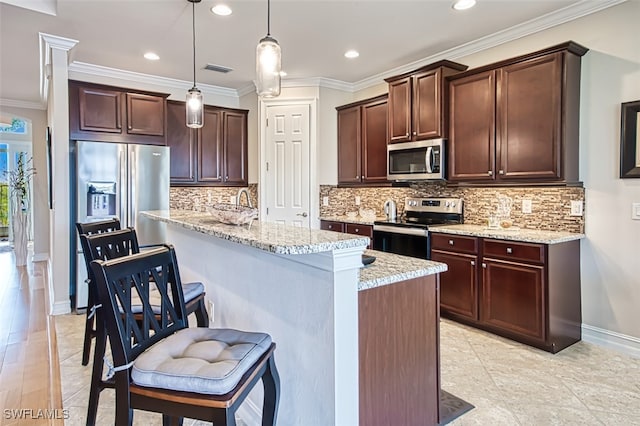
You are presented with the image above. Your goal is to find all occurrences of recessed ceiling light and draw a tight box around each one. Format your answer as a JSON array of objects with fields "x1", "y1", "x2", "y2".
[
  {"x1": 452, "y1": 0, "x2": 476, "y2": 11},
  {"x1": 211, "y1": 4, "x2": 232, "y2": 16},
  {"x1": 344, "y1": 50, "x2": 359, "y2": 59},
  {"x1": 144, "y1": 52, "x2": 160, "y2": 61}
]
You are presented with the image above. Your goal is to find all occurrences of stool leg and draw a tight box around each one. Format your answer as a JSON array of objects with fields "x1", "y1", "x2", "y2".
[
  {"x1": 86, "y1": 318, "x2": 107, "y2": 426},
  {"x1": 194, "y1": 298, "x2": 209, "y2": 327},
  {"x1": 261, "y1": 354, "x2": 280, "y2": 426},
  {"x1": 82, "y1": 286, "x2": 96, "y2": 366},
  {"x1": 162, "y1": 415, "x2": 184, "y2": 426}
]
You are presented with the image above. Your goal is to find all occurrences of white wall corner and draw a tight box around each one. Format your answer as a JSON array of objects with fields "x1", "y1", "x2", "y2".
[
  {"x1": 582, "y1": 324, "x2": 640, "y2": 359},
  {"x1": 39, "y1": 32, "x2": 78, "y2": 103}
]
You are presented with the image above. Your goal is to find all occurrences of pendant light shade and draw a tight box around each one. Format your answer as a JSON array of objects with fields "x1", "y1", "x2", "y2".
[
  {"x1": 256, "y1": 0, "x2": 281, "y2": 97},
  {"x1": 186, "y1": 0, "x2": 203, "y2": 128}
]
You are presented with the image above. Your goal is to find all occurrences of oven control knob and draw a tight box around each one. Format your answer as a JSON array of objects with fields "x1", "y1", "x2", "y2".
[
  {"x1": 445, "y1": 201, "x2": 451, "y2": 208},
  {"x1": 451, "y1": 202, "x2": 456, "y2": 208}
]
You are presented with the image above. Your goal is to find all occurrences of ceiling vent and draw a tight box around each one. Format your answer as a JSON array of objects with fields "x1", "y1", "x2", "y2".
[{"x1": 204, "y1": 63, "x2": 233, "y2": 73}]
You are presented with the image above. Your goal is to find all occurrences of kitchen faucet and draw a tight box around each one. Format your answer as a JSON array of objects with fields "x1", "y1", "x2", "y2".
[{"x1": 236, "y1": 188, "x2": 253, "y2": 208}]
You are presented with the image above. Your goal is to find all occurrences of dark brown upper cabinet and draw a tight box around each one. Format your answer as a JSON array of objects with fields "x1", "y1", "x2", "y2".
[
  {"x1": 385, "y1": 61, "x2": 467, "y2": 144},
  {"x1": 448, "y1": 42, "x2": 588, "y2": 184},
  {"x1": 166, "y1": 100, "x2": 248, "y2": 187},
  {"x1": 337, "y1": 94, "x2": 388, "y2": 185},
  {"x1": 69, "y1": 80, "x2": 168, "y2": 145}
]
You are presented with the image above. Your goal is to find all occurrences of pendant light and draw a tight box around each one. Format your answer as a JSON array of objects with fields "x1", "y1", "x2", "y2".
[
  {"x1": 256, "y1": 0, "x2": 281, "y2": 98},
  {"x1": 186, "y1": 0, "x2": 203, "y2": 128}
]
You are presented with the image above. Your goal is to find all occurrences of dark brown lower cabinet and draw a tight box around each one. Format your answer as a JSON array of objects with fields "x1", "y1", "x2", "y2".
[
  {"x1": 430, "y1": 232, "x2": 581, "y2": 353},
  {"x1": 359, "y1": 275, "x2": 440, "y2": 426},
  {"x1": 320, "y1": 220, "x2": 373, "y2": 248}
]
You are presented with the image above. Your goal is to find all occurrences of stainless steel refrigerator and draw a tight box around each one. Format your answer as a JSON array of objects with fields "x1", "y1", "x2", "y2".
[{"x1": 72, "y1": 140, "x2": 169, "y2": 310}]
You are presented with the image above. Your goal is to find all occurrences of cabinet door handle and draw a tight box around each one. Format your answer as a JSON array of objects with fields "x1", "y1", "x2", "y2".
[
  {"x1": 488, "y1": 170, "x2": 493, "y2": 176},
  {"x1": 355, "y1": 175, "x2": 359, "y2": 179},
  {"x1": 361, "y1": 175, "x2": 364, "y2": 179},
  {"x1": 448, "y1": 239, "x2": 454, "y2": 246},
  {"x1": 506, "y1": 247, "x2": 513, "y2": 254},
  {"x1": 499, "y1": 170, "x2": 505, "y2": 175},
  {"x1": 412, "y1": 131, "x2": 417, "y2": 136},
  {"x1": 482, "y1": 263, "x2": 487, "y2": 268},
  {"x1": 225, "y1": 175, "x2": 229, "y2": 180},
  {"x1": 470, "y1": 260, "x2": 475, "y2": 266}
]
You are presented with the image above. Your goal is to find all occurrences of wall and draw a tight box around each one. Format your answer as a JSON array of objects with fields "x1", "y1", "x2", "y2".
[
  {"x1": 347, "y1": 1, "x2": 640, "y2": 348},
  {"x1": 320, "y1": 185, "x2": 585, "y2": 233},
  {"x1": 0, "y1": 106, "x2": 49, "y2": 258}
]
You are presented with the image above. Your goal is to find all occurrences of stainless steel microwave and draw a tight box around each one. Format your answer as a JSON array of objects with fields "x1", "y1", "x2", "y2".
[{"x1": 387, "y1": 139, "x2": 445, "y2": 181}]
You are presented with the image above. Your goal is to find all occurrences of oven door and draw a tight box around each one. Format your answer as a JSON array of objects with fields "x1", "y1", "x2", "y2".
[{"x1": 373, "y1": 225, "x2": 429, "y2": 259}]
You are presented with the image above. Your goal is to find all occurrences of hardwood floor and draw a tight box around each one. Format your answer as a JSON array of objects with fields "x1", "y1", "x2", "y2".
[{"x1": 0, "y1": 243, "x2": 64, "y2": 425}]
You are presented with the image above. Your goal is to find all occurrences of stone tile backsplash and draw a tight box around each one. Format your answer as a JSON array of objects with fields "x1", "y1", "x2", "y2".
[
  {"x1": 320, "y1": 183, "x2": 585, "y2": 233},
  {"x1": 170, "y1": 184, "x2": 258, "y2": 211}
]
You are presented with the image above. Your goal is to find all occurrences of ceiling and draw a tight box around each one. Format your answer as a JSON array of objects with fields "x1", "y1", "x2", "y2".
[{"x1": 0, "y1": 0, "x2": 624, "y2": 107}]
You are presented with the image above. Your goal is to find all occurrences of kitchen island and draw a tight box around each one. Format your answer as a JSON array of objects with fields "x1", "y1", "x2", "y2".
[{"x1": 142, "y1": 210, "x2": 447, "y2": 426}]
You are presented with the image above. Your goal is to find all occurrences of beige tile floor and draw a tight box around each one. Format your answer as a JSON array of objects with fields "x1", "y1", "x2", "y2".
[{"x1": 56, "y1": 314, "x2": 640, "y2": 425}]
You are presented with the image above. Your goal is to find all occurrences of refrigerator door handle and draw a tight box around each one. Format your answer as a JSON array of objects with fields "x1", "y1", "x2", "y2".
[
  {"x1": 119, "y1": 148, "x2": 127, "y2": 225},
  {"x1": 129, "y1": 149, "x2": 136, "y2": 229}
]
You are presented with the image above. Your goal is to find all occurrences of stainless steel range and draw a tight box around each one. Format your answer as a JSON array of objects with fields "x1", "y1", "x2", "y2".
[{"x1": 373, "y1": 197, "x2": 463, "y2": 259}]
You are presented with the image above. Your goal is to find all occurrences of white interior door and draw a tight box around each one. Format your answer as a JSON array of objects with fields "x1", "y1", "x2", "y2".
[{"x1": 264, "y1": 104, "x2": 310, "y2": 227}]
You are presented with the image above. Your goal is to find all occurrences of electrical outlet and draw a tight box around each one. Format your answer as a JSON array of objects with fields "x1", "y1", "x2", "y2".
[
  {"x1": 632, "y1": 203, "x2": 640, "y2": 220},
  {"x1": 355, "y1": 196, "x2": 361, "y2": 206},
  {"x1": 522, "y1": 199, "x2": 532, "y2": 214},
  {"x1": 208, "y1": 300, "x2": 215, "y2": 326},
  {"x1": 322, "y1": 196, "x2": 329, "y2": 206},
  {"x1": 570, "y1": 200, "x2": 583, "y2": 216},
  {"x1": 230, "y1": 195, "x2": 236, "y2": 204}
]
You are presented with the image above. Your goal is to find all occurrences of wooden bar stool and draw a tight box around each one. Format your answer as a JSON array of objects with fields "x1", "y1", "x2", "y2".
[
  {"x1": 90, "y1": 245, "x2": 280, "y2": 426},
  {"x1": 79, "y1": 227, "x2": 209, "y2": 425}
]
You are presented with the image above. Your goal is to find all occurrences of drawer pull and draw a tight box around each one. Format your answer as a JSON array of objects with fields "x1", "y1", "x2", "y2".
[
  {"x1": 355, "y1": 228, "x2": 359, "y2": 232},
  {"x1": 448, "y1": 239, "x2": 454, "y2": 246},
  {"x1": 506, "y1": 247, "x2": 513, "y2": 254},
  {"x1": 470, "y1": 260, "x2": 475, "y2": 266},
  {"x1": 482, "y1": 263, "x2": 486, "y2": 268}
]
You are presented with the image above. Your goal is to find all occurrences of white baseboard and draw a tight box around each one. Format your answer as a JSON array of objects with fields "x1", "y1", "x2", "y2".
[
  {"x1": 236, "y1": 396, "x2": 261, "y2": 426},
  {"x1": 32, "y1": 252, "x2": 49, "y2": 262},
  {"x1": 50, "y1": 300, "x2": 71, "y2": 315},
  {"x1": 582, "y1": 324, "x2": 640, "y2": 359}
]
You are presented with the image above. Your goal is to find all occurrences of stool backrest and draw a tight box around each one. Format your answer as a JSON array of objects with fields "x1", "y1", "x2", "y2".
[
  {"x1": 90, "y1": 245, "x2": 187, "y2": 363},
  {"x1": 76, "y1": 218, "x2": 122, "y2": 279}
]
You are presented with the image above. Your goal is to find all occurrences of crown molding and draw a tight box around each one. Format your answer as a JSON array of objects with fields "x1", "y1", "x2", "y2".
[
  {"x1": 282, "y1": 77, "x2": 354, "y2": 92},
  {"x1": 353, "y1": 0, "x2": 628, "y2": 92},
  {"x1": 237, "y1": 83, "x2": 256, "y2": 98},
  {"x1": 0, "y1": 98, "x2": 47, "y2": 110},
  {"x1": 68, "y1": 61, "x2": 239, "y2": 99}
]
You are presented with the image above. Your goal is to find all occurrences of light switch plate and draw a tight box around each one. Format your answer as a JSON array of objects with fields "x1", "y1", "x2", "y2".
[
  {"x1": 570, "y1": 200, "x2": 583, "y2": 216},
  {"x1": 632, "y1": 203, "x2": 640, "y2": 220},
  {"x1": 522, "y1": 199, "x2": 532, "y2": 214},
  {"x1": 355, "y1": 196, "x2": 361, "y2": 206},
  {"x1": 322, "y1": 196, "x2": 329, "y2": 206}
]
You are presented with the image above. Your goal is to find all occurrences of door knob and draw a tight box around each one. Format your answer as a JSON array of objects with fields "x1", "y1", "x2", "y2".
[{"x1": 296, "y1": 212, "x2": 308, "y2": 217}]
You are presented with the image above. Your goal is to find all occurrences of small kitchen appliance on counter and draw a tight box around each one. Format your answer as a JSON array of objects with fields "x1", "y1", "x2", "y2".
[
  {"x1": 373, "y1": 197, "x2": 463, "y2": 259},
  {"x1": 383, "y1": 199, "x2": 397, "y2": 221}
]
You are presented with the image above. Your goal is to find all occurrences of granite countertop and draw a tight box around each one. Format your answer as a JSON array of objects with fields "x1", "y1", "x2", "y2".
[
  {"x1": 320, "y1": 215, "x2": 384, "y2": 226},
  {"x1": 429, "y1": 224, "x2": 585, "y2": 244},
  {"x1": 142, "y1": 210, "x2": 369, "y2": 255},
  {"x1": 358, "y1": 249, "x2": 447, "y2": 291}
]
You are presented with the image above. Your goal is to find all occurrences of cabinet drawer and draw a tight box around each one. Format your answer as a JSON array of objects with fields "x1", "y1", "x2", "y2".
[
  {"x1": 430, "y1": 234, "x2": 478, "y2": 254},
  {"x1": 345, "y1": 223, "x2": 373, "y2": 238},
  {"x1": 482, "y1": 239, "x2": 545, "y2": 264},
  {"x1": 320, "y1": 220, "x2": 345, "y2": 233}
]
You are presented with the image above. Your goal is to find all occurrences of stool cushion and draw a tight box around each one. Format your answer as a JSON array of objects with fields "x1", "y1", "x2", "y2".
[
  {"x1": 131, "y1": 328, "x2": 272, "y2": 395},
  {"x1": 130, "y1": 281, "x2": 204, "y2": 314}
]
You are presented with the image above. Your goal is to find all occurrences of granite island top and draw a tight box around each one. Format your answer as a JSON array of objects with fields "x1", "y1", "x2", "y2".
[
  {"x1": 142, "y1": 210, "x2": 369, "y2": 255},
  {"x1": 358, "y1": 250, "x2": 447, "y2": 291},
  {"x1": 319, "y1": 215, "x2": 384, "y2": 226},
  {"x1": 430, "y1": 224, "x2": 585, "y2": 244}
]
